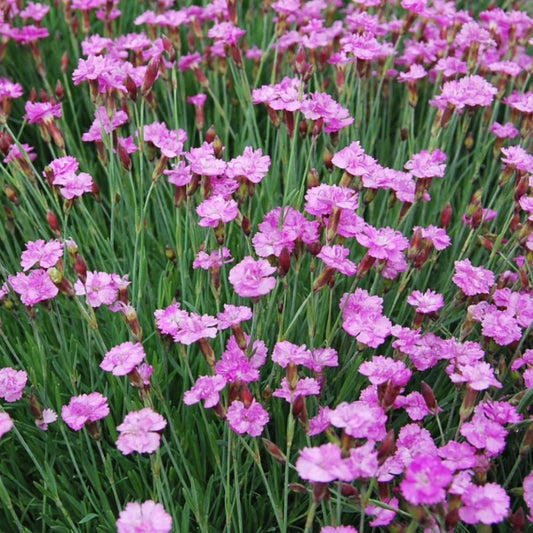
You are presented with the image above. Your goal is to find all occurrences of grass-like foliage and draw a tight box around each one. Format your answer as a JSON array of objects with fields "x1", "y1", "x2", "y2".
[{"x1": 0, "y1": 0, "x2": 532, "y2": 531}]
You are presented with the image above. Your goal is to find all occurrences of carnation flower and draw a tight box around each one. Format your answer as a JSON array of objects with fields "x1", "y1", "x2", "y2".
[
  {"x1": 8, "y1": 269, "x2": 59, "y2": 306},
  {"x1": 228, "y1": 257, "x2": 277, "y2": 298},
  {"x1": 116, "y1": 500, "x2": 172, "y2": 533},
  {"x1": 183, "y1": 375, "x2": 227, "y2": 408},
  {"x1": 406, "y1": 289, "x2": 444, "y2": 313},
  {"x1": 61, "y1": 392, "x2": 109, "y2": 431},
  {"x1": 226, "y1": 399, "x2": 269, "y2": 437},
  {"x1": 459, "y1": 483, "x2": 510, "y2": 525},
  {"x1": 0, "y1": 412, "x2": 14, "y2": 439},
  {"x1": 452, "y1": 259, "x2": 495, "y2": 296},
  {"x1": 0, "y1": 367, "x2": 28, "y2": 402},
  {"x1": 116, "y1": 408, "x2": 167, "y2": 455},
  {"x1": 20, "y1": 239, "x2": 63, "y2": 271},
  {"x1": 100, "y1": 341, "x2": 146, "y2": 376}
]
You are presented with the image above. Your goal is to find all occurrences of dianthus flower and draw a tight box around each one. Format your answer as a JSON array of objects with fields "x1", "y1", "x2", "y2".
[
  {"x1": 82, "y1": 106, "x2": 128, "y2": 142},
  {"x1": 225, "y1": 146, "x2": 271, "y2": 184},
  {"x1": 429, "y1": 75, "x2": 497, "y2": 112},
  {"x1": 8, "y1": 269, "x2": 59, "y2": 306},
  {"x1": 0, "y1": 367, "x2": 28, "y2": 402},
  {"x1": 452, "y1": 259, "x2": 494, "y2": 296},
  {"x1": 172, "y1": 312, "x2": 218, "y2": 345},
  {"x1": 272, "y1": 377, "x2": 321, "y2": 402},
  {"x1": 394, "y1": 392, "x2": 432, "y2": 421},
  {"x1": 504, "y1": 90, "x2": 533, "y2": 114},
  {"x1": 340, "y1": 289, "x2": 392, "y2": 348},
  {"x1": 308, "y1": 347, "x2": 338, "y2": 372},
  {"x1": 296, "y1": 443, "x2": 352, "y2": 483},
  {"x1": 192, "y1": 248, "x2": 233, "y2": 270},
  {"x1": 183, "y1": 375, "x2": 227, "y2": 408},
  {"x1": 489, "y1": 121, "x2": 519, "y2": 139},
  {"x1": 321, "y1": 527, "x2": 358, "y2": 533},
  {"x1": 448, "y1": 361, "x2": 501, "y2": 390},
  {"x1": 74, "y1": 271, "x2": 118, "y2": 307},
  {"x1": 116, "y1": 500, "x2": 172, "y2": 533},
  {"x1": 406, "y1": 289, "x2": 444, "y2": 313},
  {"x1": 228, "y1": 257, "x2": 277, "y2": 298},
  {"x1": 217, "y1": 304, "x2": 252, "y2": 330},
  {"x1": 196, "y1": 195, "x2": 238, "y2": 227},
  {"x1": 185, "y1": 142, "x2": 227, "y2": 176},
  {"x1": 226, "y1": 399, "x2": 269, "y2": 437},
  {"x1": 317, "y1": 245, "x2": 357, "y2": 276},
  {"x1": 116, "y1": 408, "x2": 167, "y2": 455},
  {"x1": 300, "y1": 92, "x2": 354, "y2": 133},
  {"x1": 459, "y1": 483, "x2": 510, "y2": 525},
  {"x1": 395, "y1": 424, "x2": 438, "y2": 467},
  {"x1": 154, "y1": 303, "x2": 188, "y2": 337},
  {"x1": 329, "y1": 400, "x2": 387, "y2": 441},
  {"x1": 412, "y1": 225, "x2": 451, "y2": 250},
  {"x1": 460, "y1": 412, "x2": 507, "y2": 456},
  {"x1": 100, "y1": 341, "x2": 146, "y2": 376},
  {"x1": 523, "y1": 470, "x2": 533, "y2": 521},
  {"x1": 24, "y1": 101, "x2": 62, "y2": 124},
  {"x1": 501, "y1": 145, "x2": 533, "y2": 174},
  {"x1": 61, "y1": 392, "x2": 109, "y2": 431},
  {"x1": 358, "y1": 355, "x2": 411, "y2": 386},
  {"x1": 356, "y1": 225, "x2": 409, "y2": 260},
  {"x1": 215, "y1": 340, "x2": 260, "y2": 383},
  {"x1": 480, "y1": 309, "x2": 522, "y2": 346},
  {"x1": 143, "y1": 121, "x2": 186, "y2": 158},
  {"x1": 404, "y1": 149, "x2": 447, "y2": 179},
  {"x1": 366, "y1": 497, "x2": 399, "y2": 527},
  {"x1": 272, "y1": 340, "x2": 313, "y2": 368},
  {"x1": 0, "y1": 412, "x2": 14, "y2": 439},
  {"x1": 20, "y1": 239, "x2": 63, "y2": 271},
  {"x1": 400, "y1": 454, "x2": 453, "y2": 505},
  {"x1": 305, "y1": 184, "x2": 359, "y2": 217},
  {"x1": 438, "y1": 440, "x2": 477, "y2": 472}
]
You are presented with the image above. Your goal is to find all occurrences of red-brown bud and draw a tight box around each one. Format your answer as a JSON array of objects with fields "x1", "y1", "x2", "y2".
[
  {"x1": 262, "y1": 438, "x2": 286, "y2": 464},
  {"x1": 46, "y1": 210, "x2": 61, "y2": 235}
]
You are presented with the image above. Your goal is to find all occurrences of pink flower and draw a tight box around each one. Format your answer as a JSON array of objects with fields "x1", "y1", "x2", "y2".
[
  {"x1": 438, "y1": 441, "x2": 477, "y2": 472},
  {"x1": 183, "y1": 375, "x2": 227, "y2": 408},
  {"x1": 0, "y1": 412, "x2": 14, "y2": 439},
  {"x1": 35, "y1": 408, "x2": 58, "y2": 431},
  {"x1": 116, "y1": 408, "x2": 167, "y2": 455},
  {"x1": 358, "y1": 355, "x2": 411, "y2": 386},
  {"x1": 460, "y1": 412, "x2": 507, "y2": 456},
  {"x1": 217, "y1": 304, "x2": 252, "y2": 330},
  {"x1": 489, "y1": 121, "x2": 519, "y2": 139},
  {"x1": 305, "y1": 184, "x2": 359, "y2": 217},
  {"x1": 321, "y1": 527, "x2": 358, "y2": 533},
  {"x1": 272, "y1": 377, "x2": 321, "y2": 402},
  {"x1": 272, "y1": 341, "x2": 313, "y2": 368},
  {"x1": 74, "y1": 271, "x2": 118, "y2": 307},
  {"x1": 394, "y1": 392, "x2": 432, "y2": 421},
  {"x1": 215, "y1": 340, "x2": 260, "y2": 383},
  {"x1": 100, "y1": 341, "x2": 146, "y2": 376},
  {"x1": 228, "y1": 257, "x2": 277, "y2": 298},
  {"x1": 24, "y1": 101, "x2": 62, "y2": 124},
  {"x1": 400, "y1": 454, "x2": 452, "y2": 505},
  {"x1": 448, "y1": 361, "x2": 501, "y2": 390},
  {"x1": 356, "y1": 225, "x2": 409, "y2": 261},
  {"x1": 329, "y1": 400, "x2": 387, "y2": 441},
  {"x1": 20, "y1": 239, "x2": 63, "y2": 271},
  {"x1": 173, "y1": 312, "x2": 218, "y2": 345},
  {"x1": 61, "y1": 392, "x2": 109, "y2": 430},
  {"x1": 8, "y1": 269, "x2": 59, "y2": 306},
  {"x1": 193, "y1": 248, "x2": 233, "y2": 270},
  {"x1": 406, "y1": 289, "x2": 444, "y2": 313},
  {"x1": 317, "y1": 245, "x2": 357, "y2": 276},
  {"x1": 225, "y1": 146, "x2": 271, "y2": 184},
  {"x1": 459, "y1": 483, "x2": 510, "y2": 525},
  {"x1": 523, "y1": 470, "x2": 533, "y2": 522},
  {"x1": 116, "y1": 500, "x2": 172, "y2": 533},
  {"x1": 430, "y1": 75, "x2": 498, "y2": 112},
  {"x1": 452, "y1": 259, "x2": 494, "y2": 296},
  {"x1": 196, "y1": 195, "x2": 239, "y2": 227},
  {"x1": 226, "y1": 399, "x2": 269, "y2": 437},
  {"x1": 296, "y1": 443, "x2": 352, "y2": 483},
  {"x1": 366, "y1": 497, "x2": 399, "y2": 527},
  {"x1": 154, "y1": 303, "x2": 188, "y2": 336},
  {"x1": 0, "y1": 368, "x2": 28, "y2": 402},
  {"x1": 82, "y1": 106, "x2": 128, "y2": 142},
  {"x1": 404, "y1": 149, "x2": 447, "y2": 179}
]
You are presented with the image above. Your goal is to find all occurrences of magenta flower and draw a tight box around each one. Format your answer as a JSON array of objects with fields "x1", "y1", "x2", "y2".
[
  {"x1": 272, "y1": 341, "x2": 313, "y2": 368},
  {"x1": 321, "y1": 526, "x2": 358, "y2": 533},
  {"x1": 489, "y1": 121, "x2": 519, "y2": 139},
  {"x1": 448, "y1": 361, "x2": 501, "y2": 390},
  {"x1": 0, "y1": 412, "x2": 14, "y2": 439},
  {"x1": 459, "y1": 483, "x2": 510, "y2": 525},
  {"x1": 196, "y1": 195, "x2": 239, "y2": 227},
  {"x1": 523, "y1": 470, "x2": 533, "y2": 522},
  {"x1": 82, "y1": 106, "x2": 128, "y2": 142},
  {"x1": 183, "y1": 375, "x2": 227, "y2": 408},
  {"x1": 173, "y1": 312, "x2": 218, "y2": 345},
  {"x1": 305, "y1": 184, "x2": 359, "y2": 217},
  {"x1": 154, "y1": 303, "x2": 188, "y2": 337},
  {"x1": 100, "y1": 341, "x2": 146, "y2": 376},
  {"x1": 366, "y1": 497, "x2": 399, "y2": 527},
  {"x1": 228, "y1": 257, "x2": 277, "y2": 298},
  {"x1": 20, "y1": 239, "x2": 63, "y2": 271},
  {"x1": 406, "y1": 289, "x2": 444, "y2": 313},
  {"x1": 394, "y1": 392, "x2": 432, "y2": 421},
  {"x1": 356, "y1": 225, "x2": 409, "y2": 261},
  {"x1": 185, "y1": 143, "x2": 226, "y2": 176},
  {"x1": 217, "y1": 304, "x2": 252, "y2": 330},
  {"x1": 0, "y1": 368, "x2": 28, "y2": 402},
  {"x1": 116, "y1": 500, "x2": 172, "y2": 533},
  {"x1": 452, "y1": 259, "x2": 495, "y2": 296},
  {"x1": 215, "y1": 341, "x2": 260, "y2": 383},
  {"x1": 329, "y1": 400, "x2": 387, "y2": 441},
  {"x1": 460, "y1": 412, "x2": 507, "y2": 456},
  {"x1": 193, "y1": 248, "x2": 233, "y2": 270},
  {"x1": 116, "y1": 408, "x2": 167, "y2": 455},
  {"x1": 61, "y1": 392, "x2": 109, "y2": 431},
  {"x1": 400, "y1": 454, "x2": 452, "y2": 505},
  {"x1": 438, "y1": 441, "x2": 477, "y2": 472},
  {"x1": 308, "y1": 347, "x2": 338, "y2": 372},
  {"x1": 273, "y1": 377, "x2": 321, "y2": 402},
  {"x1": 226, "y1": 399, "x2": 269, "y2": 437},
  {"x1": 143, "y1": 121, "x2": 187, "y2": 158},
  {"x1": 8, "y1": 269, "x2": 59, "y2": 306}
]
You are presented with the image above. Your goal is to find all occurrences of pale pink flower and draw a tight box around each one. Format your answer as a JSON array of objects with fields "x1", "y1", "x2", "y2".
[
  {"x1": 183, "y1": 375, "x2": 227, "y2": 408},
  {"x1": 116, "y1": 408, "x2": 166, "y2": 455},
  {"x1": 459, "y1": 483, "x2": 510, "y2": 525},
  {"x1": 406, "y1": 289, "x2": 444, "y2": 313},
  {"x1": 430, "y1": 75, "x2": 498, "y2": 112},
  {"x1": 225, "y1": 146, "x2": 271, "y2": 184},
  {"x1": 35, "y1": 408, "x2": 58, "y2": 431},
  {"x1": 24, "y1": 101, "x2": 62, "y2": 124},
  {"x1": 0, "y1": 367, "x2": 28, "y2": 402},
  {"x1": 448, "y1": 361, "x2": 501, "y2": 390},
  {"x1": 489, "y1": 121, "x2": 519, "y2": 139},
  {"x1": 74, "y1": 271, "x2": 118, "y2": 307},
  {"x1": 329, "y1": 400, "x2": 387, "y2": 441},
  {"x1": 272, "y1": 341, "x2": 313, "y2": 368},
  {"x1": 404, "y1": 149, "x2": 446, "y2": 179},
  {"x1": 100, "y1": 341, "x2": 146, "y2": 376},
  {"x1": 20, "y1": 239, "x2": 63, "y2": 271},
  {"x1": 196, "y1": 195, "x2": 238, "y2": 227},
  {"x1": 295, "y1": 443, "x2": 352, "y2": 483},
  {"x1": 8, "y1": 269, "x2": 59, "y2": 306},
  {"x1": 226, "y1": 399, "x2": 269, "y2": 437},
  {"x1": 305, "y1": 184, "x2": 359, "y2": 217},
  {"x1": 358, "y1": 355, "x2": 411, "y2": 386},
  {"x1": 366, "y1": 497, "x2": 399, "y2": 527},
  {"x1": 82, "y1": 106, "x2": 128, "y2": 142},
  {"x1": 438, "y1": 441, "x2": 477, "y2": 471},
  {"x1": 116, "y1": 500, "x2": 172, "y2": 533},
  {"x1": 154, "y1": 303, "x2": 188, "y2": 337},
  {"x1": 0, "y1": 412, "x2": 14, "y2": 439},
  {"x1": 61, "y1": 392, "x2": 109, "y2": 430},
  {"x1": 523, "y1": 470, "x2": 533, "y2": 522},
  {"x1": 317, "y1": 245, "x2": 357, "y2": 276},
  {"x1": 228, "y1": 257, "x2": 277, "y2": 298},
  {"x1": 192, "y1": 248, "x2": 233, "y2": 270},
  {"x1": 453, "y1": 259, "x2": 494, "y2": 296},
  {"x1": 173, "y1": 313, "x2": 218, "y2": 345},
  {"x1": 308, "y1": 406, "x2": 332, "y2": 436},
  {"x1": 272, "y1": 377, "x2": 321, "y2": 402},
  {"x1": 217, "y1": 304, "x2": 252, "y2": 330},
  {"x1": 308, "y1": 348, "x2": 338, "y2": 372}
]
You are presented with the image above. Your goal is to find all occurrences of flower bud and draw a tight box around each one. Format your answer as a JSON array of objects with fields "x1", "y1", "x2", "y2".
[{"x1": 262, "y1": 438, "x2": 286, "y2": 464}]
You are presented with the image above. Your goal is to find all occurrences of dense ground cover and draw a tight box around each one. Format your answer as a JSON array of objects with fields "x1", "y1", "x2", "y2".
[{"x1": 0, "y1": 0, "x2": 532, "y2": 531}]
